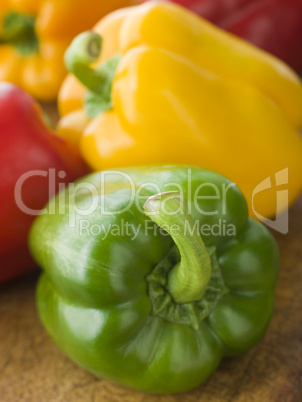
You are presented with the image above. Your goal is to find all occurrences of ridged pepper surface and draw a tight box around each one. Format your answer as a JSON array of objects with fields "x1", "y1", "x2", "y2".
[
  {"x1": 30, "y1": 165, "x2": 279, "y2": 394},
  {"x1": 57, "y1": 2, "x2": 302, "y2": 220}
]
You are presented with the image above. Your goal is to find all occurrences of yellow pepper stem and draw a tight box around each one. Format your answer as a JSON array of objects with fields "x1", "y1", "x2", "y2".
[
  {"x1": 64, "y1": 31, "x2": 120, "y2": 118},
  {"x1": 64, "y1": 31, "x2": 105, "y2": 92},
  {"x1": 144, "y1": 191, "x2": 212, "y2": 304},
  {"x1": 0, "y1": 12, "x2": 38, "y2": 55}
]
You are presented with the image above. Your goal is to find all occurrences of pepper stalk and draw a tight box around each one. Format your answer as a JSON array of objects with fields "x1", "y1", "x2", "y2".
[
  {"x1": 144, "y1": 191, "x2": 212, "y2": 304},
  {"x1": 64, "y1": 31, "x2": 120, "y2": 118},
  {"x1": 0, "y1": 12, "x2": 38, "y2": 55}
]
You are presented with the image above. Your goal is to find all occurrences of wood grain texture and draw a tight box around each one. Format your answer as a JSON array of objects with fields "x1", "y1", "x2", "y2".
[{"x1": 0, "y1": 104, "x2": 301, "y2": 401}]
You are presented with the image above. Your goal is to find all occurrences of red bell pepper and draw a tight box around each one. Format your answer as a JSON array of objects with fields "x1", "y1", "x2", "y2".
[
  {"x1": 0, "y1": 83, "x2": 89, "y2": 283},
  {"x1": 143, "y1": 0, "x2": 302, "y2": 72}
]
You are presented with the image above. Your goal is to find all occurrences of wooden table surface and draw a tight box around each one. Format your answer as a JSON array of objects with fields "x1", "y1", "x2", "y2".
[{"x1": 0, "y1": 104, "x2": 301, "y2": 402}]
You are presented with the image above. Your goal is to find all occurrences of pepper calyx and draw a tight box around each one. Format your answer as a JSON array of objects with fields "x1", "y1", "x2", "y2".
[{"x1": 146, "y1": 244, "x2": 228, "y2": 330}]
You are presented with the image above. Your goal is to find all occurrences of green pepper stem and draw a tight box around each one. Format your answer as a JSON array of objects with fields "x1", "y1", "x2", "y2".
[
  {"x1": 64, "y1": 31, "x2": 108, "y2": 93},
  {"x1": 144, "y1": 191, "x2": 211, "y2": 304}
]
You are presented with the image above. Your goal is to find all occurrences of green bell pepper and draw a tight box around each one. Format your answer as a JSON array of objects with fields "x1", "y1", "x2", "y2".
[{"x1": 29, "y1": 165, "x2": 279, "y2": 394}]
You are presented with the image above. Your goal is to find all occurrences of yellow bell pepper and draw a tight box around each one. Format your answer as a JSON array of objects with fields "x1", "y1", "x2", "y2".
[
  {"x1": 0, "y1": 0, "x2": 135, "y2": 101},
  {"x1": 57, "y1": 2, "x2": 302, "y2": 220}
]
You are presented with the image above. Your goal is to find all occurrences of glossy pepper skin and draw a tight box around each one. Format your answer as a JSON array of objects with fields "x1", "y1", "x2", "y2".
[
  {"x1": 30, "y1": 165, "x2": 279, "y2": 394},
  {"x1": 0, "y1": 0, "x2": 135, "y2": 101},
  {"x1": 57, "y1": 2, "x2": 302, "y2": 221},
  {"x1": 142, "y1": 0, "x2": 302, "y2": 72},
  {"x1": 0, "y1": 82, "x2": 88, "y2": 284}
]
